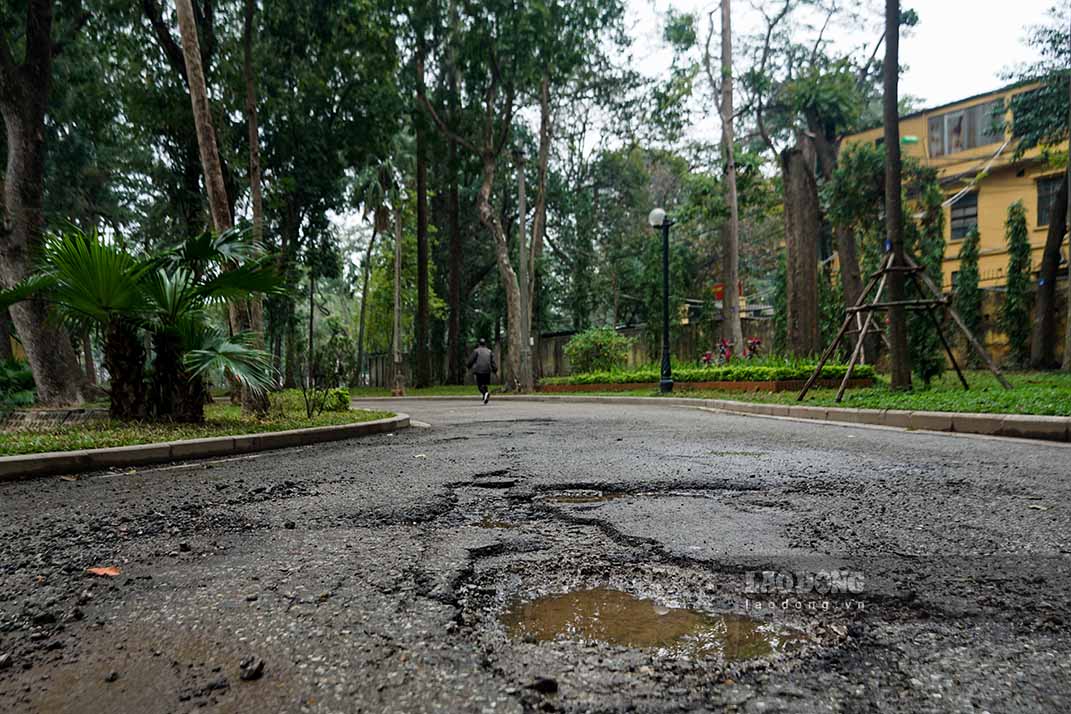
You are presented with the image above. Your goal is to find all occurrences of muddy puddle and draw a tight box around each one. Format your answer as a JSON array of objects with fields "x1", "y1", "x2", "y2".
[
  {"x1": 501, "y1": 587, "x2": 806, "y2": 661},
  {"x1": 477, "y1": 516, "x2": 518, "y2": 529},
  {"x1": 543, "y1": 490, "x2": 628, "y2": 505}
]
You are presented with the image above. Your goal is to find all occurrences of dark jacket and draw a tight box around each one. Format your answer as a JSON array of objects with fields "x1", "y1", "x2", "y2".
[{"x1": 467, "y1": 346, "x2": 497, "y2": 375}]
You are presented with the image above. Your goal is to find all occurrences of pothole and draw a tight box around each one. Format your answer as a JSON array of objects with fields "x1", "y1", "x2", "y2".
[
  {"x1": 543, "y1": 490, "x2": 628, "y2": 505},
  {"x1": 476, "y1": 516, "x2": 518, "y2": 529},
  {"x1": 501, "y1": 587, "x2": 808, "y2": 661}
]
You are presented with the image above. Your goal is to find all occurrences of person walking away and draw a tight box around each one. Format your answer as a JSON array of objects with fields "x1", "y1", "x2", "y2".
[{"x1": 467, "y1": 338, "x2": 497, "y2": 404}]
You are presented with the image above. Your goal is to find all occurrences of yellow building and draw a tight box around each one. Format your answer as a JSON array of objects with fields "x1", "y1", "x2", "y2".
[{"x1": 845, "y1": 83, "x2": 1068, "y2": 290}]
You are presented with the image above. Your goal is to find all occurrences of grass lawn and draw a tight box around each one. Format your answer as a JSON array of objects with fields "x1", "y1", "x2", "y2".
[
  {"x1": 0, "y1": 404, "x2": 395, "y2": 457},
  {"x1": 351, "y1": 371, "x2": 1071, "y2": 416}
]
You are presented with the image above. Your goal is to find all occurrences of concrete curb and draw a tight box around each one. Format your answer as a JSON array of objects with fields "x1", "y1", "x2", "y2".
[
  {"x1": 0, "y1": 412, "x2": 409, "y2": 481},
  {"x1": 353, "y1": 394, "x2": 1071, "y2": 444}
]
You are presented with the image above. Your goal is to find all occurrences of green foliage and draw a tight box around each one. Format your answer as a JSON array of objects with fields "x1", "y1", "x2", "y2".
[
  {"x1": 271, "y1": 387, "x2": 351, "y2": 413},
  {"x1": 543, "y1": 362, "x2": 874, "y2": 386},
  {"x1": 1006, "y1": 5, "x2": 1070, "y2": 157},
  {"x1": 908, "y1": 181, "x2": 947, "y2": 385},
  {"x1": 563, "y1": 327, "x2": 634, "y2": 373},
  {"x1": 1001, "y1": 201, "x2": 1034, "y2": 367},
  {"x1": 0, "y1": 403, "x2": 389, "y2": 457},
  {"x1": 953, "y1": 227, "x2": 983, "y2": 368},
  {"x1": 0, "y1": 360, "x2": 35, "y2": 412},
  {"x1": 818, "y1": 268, "x2": 844, "y2": 352}
]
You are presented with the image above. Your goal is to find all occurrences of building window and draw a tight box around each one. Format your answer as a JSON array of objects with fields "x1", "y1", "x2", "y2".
[
  {"x1": 928, "y1": 100, "x2": 1003, "y2": 157},
  {"x1": 1037, "y1": 175, "x2": 1063, "y2": 227},
  {"x1": 951, "y1": 271, "x2": 960, "y2": 289},
  {"x1": 950, "y1": 192, "x2": 978, "y2": 240}
]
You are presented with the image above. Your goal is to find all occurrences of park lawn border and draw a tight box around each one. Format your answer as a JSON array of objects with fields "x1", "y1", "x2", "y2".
[
  {"x1": 536, "y1": 378, "x2": 874, "y2": 394},
  {"x1": 352, "y1": 394, "x2": 1071, "y2": 444},
  {"x1": 0, "y1": 412, "x2": 409, "y2": 481}
]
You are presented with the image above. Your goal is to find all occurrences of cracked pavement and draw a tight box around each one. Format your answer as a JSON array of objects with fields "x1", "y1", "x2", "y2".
[{"x1": 1, "y1": 398, "x2": 1069, "y2": 713}]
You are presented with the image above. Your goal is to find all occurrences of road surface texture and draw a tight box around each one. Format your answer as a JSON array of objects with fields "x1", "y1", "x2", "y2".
[{"x1": 1, "y1": 399, "x2": 1069, "y2": 713}]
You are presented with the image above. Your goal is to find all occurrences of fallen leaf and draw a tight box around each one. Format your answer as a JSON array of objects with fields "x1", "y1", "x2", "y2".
[
  {"x1": 1027, "y1": 505, "x2": 1049, "y2": 511},
  {"x1": 60, "y1": 476, "x2": 79, "y2": 482},
  {"x1": 86, "y1": 566, "x2": 121, "y2": 578},
  {"x1": 414, "y1": 454, "x2": 427, "y2": 459}
]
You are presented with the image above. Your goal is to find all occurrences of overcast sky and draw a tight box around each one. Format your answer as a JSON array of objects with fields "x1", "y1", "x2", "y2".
[{"x1": 626, "y1": 0, "x2": 1056, "y2": 116}]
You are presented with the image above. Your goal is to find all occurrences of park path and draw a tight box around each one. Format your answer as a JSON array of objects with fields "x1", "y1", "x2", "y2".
[{"x1": 1, "y1": 399, "x2": 1068, "y2": 713}]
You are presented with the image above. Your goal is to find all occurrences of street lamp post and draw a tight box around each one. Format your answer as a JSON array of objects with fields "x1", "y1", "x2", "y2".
[{"x1": 649, "y1": 208, "x2": 674, "y2": 393}]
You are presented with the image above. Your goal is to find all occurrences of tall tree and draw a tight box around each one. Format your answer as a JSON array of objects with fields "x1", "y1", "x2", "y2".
[
  {"x1": 413, "y1": 38, "x2": 431, "y2": 387},
  {"x1": 241, "y1": 0, "x2": 268, "y2": 412},
  {"x1": 0, "y1": 1, "x2": 85, "y2": 404},
  {"x1": 704, "y1": 2, "x2": 743, "y2": 349},
  {"x1": 883, "y1": 0, "x2": 911, "y2": 389},
  {"x1": 1004, "y1": 5, "x2": 1070, "y2": 368},
  {"x1": 175, "y1": 0, "x2": 231, "y2": 234},
  {"x1": 1031, "y1": 173, "x2": 1067, "y2": 368}
]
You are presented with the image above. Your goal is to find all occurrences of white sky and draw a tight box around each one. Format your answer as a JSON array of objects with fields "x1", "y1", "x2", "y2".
[{"x1": 627, "y1": 0, "x2": 1055, "y2": 118}]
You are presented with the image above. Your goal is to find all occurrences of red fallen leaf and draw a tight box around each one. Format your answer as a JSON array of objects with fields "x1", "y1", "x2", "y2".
[{"x1": 86, "y1": 566, "x2": 121, "y2": 577}]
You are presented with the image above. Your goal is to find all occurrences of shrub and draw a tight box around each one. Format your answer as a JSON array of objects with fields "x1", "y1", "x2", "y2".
[
  {"x1": 563, "y1": 327, "x2": 633, "y2": 373},
  {"x1": 541, "y1": 363, "x2": 874, "y2": 386},
  {"x1": 271, "y1": 387, "x2": 350, "y2": 413},
  {"x1": 0, "y1": 360, "x2": 34, "y2": 412},
  {"x1": 1001, "y1": 201, "x2": 1033, "y2": 367}
]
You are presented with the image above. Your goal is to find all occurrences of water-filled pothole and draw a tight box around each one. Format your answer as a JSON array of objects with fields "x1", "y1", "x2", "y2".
[
  {"x1": 501, "y1": 588, "x2": 806, "y2": 661},
  {"x1": 477, "y1": 516, "x2": 517, "y2": 529},
  {"x1": 544, "y1": 490, "x2": 627, "y2": 505}
]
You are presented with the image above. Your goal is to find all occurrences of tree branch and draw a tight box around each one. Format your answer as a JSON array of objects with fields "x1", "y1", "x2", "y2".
[
  {"x1": 141, "y1": 0, "x2": 190, "y2": 85},
  {"x1": 416, "y1": 89, "x2": 478, "y2": 155}
]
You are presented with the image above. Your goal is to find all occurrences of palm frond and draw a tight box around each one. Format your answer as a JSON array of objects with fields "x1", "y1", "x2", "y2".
[
  {"x1": 39, "y1": 229, "x2": 151, "y2": 324},
  {"x1": 183, "y1": 328, "x2": 276, "y2": 395},
  {"x1": 196, "y1": 259, "x2": 285, "y2": 303},
  {"x1": 0, "y1": 274, "x2": 57, "y2": 311},
  {"x1": 141, "y1": 268, "x2": 200, "y2": 327}
]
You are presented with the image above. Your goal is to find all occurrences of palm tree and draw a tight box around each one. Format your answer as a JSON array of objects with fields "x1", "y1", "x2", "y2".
[{"x1": 2, "y1": 228, "x2": 279, "y2": 422}]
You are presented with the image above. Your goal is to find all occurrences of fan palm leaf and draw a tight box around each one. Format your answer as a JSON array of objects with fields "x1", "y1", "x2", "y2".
[{"x1": 183, "y1": 327, "x2": 276, "y2": 395}]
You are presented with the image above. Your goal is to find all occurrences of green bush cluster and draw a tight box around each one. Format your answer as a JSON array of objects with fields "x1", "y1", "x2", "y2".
[
  {"x1": 0, "y1": 360, "x2": 35, "y2": 411},
  {"x1": 271, "y1": 387, "x2": 351, "y2": 412},
  {"x1": 542, "y1": 363, "x2": 875, "y2": 386},
  {"x1": 563, "y1": 327, "x2": 634, "y2": 373}
]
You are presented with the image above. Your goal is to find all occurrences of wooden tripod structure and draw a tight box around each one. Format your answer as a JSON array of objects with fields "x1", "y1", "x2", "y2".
[{"x1": 798, "y1": 251, "x2": 1012, "y2": 403}]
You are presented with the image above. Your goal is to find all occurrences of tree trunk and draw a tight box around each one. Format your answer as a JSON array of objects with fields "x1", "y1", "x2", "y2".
[
  {"x1": 82, "y1": 328, "x2": 96, "y2": 385},
  {"x1": 719, "y1": 0, "x2": 745, "y2": 350},
  {"x1": 0, "y1": 308, "x2": 14, "y2": 362},
  {"x1": 356, "y1": 230, "x2": 376, "y2": 386},
  {"x1": 240, "y1": 0, "x2": 269, "y2": 413},
  {"x1": 175, "y1": 0, "x2": 232, "y2": 234},
  {"x1": 447, "y1": 145, "x2": 463, "y2": 384},
  {"x1": 104, "y1": 318, "x2": 147, "y2": 421},
  {"x1": 781, "y1": 142, "x2": 821, "y2": 357},
  {"x1": 414, "y1": 45, "x2": 431, "y2": 388},
  {"x1": 1031, "y1": 173, "x2": 1068, "y2": 368},
  {"x1": 392, "y1": 203, "x2": 406, "y2": 396},
  {"x1": 445, "y1": 0, "x2": 464, "y2": 386},
  {"x1": 0, "y1": 2, "x2": 84, "y2": 405},
  {"x1": 883, "y1": 0, "x2": 912, "y2": 389},
  {"x1": 1063, "y1": 57, "x2": 1071, "y2": 371},
  {"x1": 284, "y1": 308, "x2": 298, "y2": 388},
  {"x1": 478, "y1": 153, "x2": 523, "y2": 388},
  {"x1": 515, "y1": 151, "x2": 532, "y2": 392}
]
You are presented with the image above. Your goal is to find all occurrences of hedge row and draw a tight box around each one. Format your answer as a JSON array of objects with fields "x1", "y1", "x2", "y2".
[
  {"x1": 270, "y1": 387, "x2": 351, "y2": 412},
  {"x1": 540, "y1": 363, "x2": 876, "y2": 386}
]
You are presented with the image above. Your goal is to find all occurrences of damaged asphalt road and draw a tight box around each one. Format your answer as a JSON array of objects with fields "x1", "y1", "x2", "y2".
[{"x1": 1, "y1": 398, "x2": 1069, "y2": 713}]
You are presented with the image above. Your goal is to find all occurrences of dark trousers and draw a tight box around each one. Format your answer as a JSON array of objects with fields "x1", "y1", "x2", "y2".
[{"x1": 475, "y1": 373, "x2": 491, "y2": 395}]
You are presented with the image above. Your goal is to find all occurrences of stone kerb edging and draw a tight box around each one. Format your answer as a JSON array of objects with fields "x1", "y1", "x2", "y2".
[
  {"x1": 0, "y1": 413, "x2": 410, "y2": 481},
  {"x1": 355, "y1": 394, "x2": 1071, "y2": 444}
]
